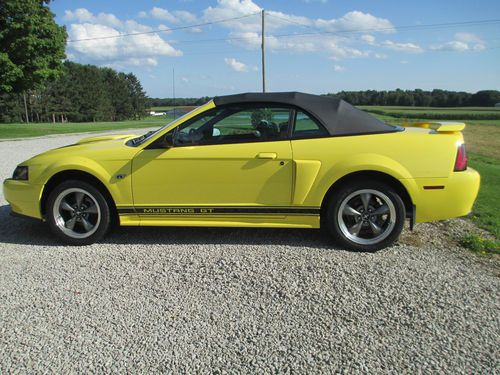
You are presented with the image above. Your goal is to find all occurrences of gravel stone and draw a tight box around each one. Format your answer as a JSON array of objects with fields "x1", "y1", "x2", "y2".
[{"x1": 0, "y1": 131, "x2": 499, "y2": 373}]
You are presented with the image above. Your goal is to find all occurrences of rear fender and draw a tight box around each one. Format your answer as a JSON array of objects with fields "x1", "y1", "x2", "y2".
[{"x1": 308, "y1": 153, "x2": 417, "y2": 206}]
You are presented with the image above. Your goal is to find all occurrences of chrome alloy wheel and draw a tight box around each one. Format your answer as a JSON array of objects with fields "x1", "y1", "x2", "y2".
[
  {"x1": 52, "y1": 188, "x2": 101, "y2": 239},
  {"x1": 337, "y1": 189, "x2": 396, "y2": 245}
]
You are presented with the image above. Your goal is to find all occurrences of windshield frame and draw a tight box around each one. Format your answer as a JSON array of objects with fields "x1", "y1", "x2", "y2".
[{"x1": 125, "y1": 101, "x2": 215, "y2": 147}]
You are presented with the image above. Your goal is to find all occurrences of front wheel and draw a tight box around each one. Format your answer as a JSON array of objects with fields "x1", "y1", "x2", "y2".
[
  {"x1": 46, "y1": 180, "x2": 111, "y2": 245},
  {"x1": 325, "y1": 182, "x2": 406, "y2": 252}
]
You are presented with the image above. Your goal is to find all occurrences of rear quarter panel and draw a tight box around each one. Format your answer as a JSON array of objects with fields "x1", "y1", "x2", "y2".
[{"x1": 291, "y1": 128, "x2": 462, "y2": 208}]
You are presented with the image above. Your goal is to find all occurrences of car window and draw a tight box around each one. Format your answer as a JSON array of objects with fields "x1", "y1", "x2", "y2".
[
  {"x1": 173, "y1": 106, "x2": 291, "y2": 146},
  {"x1": 293, "y1": 111, "x2": 329, "y2": 139}
]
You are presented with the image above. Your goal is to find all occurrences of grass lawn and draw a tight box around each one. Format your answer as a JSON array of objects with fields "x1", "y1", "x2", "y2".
[
  {"x1": 468, "y1": 153, "x2": 500, "y2": 238},
  {"x1": 0, "y1": 116, "x2": 174, "y2": 139}
]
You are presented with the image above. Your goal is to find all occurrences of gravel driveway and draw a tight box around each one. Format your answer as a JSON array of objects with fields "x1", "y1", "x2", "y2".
[{"x1": 0, "y1": 131, "x2": 499, "y2": 373}]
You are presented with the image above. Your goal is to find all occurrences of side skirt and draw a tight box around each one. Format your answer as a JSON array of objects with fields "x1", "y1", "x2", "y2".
[{"x1": 117, "y1": 206, "x2": 321, "y2": 228}]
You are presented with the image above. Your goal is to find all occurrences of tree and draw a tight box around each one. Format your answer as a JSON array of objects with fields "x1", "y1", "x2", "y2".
[
  {"x1": 124, "y1": 73, "x2": 147, "y2": 119},
  {"x1": 471, "y1": 91, "x2": 500, "y2": 107},
  {"x1": 0, "y1": 0, "x2": 67, "y2": 121}
]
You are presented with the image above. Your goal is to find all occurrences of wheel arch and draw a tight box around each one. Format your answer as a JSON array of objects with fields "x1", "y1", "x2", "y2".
[
  {"x1": 40, "y1": 170, "x2": 117, "y2": 223},
  {"x1": 320, "y1": 170, "x2": 414, "y2": 221}
]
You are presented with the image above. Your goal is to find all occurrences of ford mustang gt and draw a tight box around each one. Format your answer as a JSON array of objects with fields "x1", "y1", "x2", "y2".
[{"x1": 3, "y1": 92, "x2": 480, "y2": 251}]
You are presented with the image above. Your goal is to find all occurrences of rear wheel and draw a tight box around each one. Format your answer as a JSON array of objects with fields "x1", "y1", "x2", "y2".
[
  {"x1": 46, "y1": 180, "x2": 111, "y2": 245},
  {"x1": 325, "y1": 181, "x2": 405, "y2": 252}
]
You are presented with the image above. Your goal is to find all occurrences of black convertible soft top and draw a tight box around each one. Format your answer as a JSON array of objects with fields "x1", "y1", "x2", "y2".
[{"x1": 213, "y1": 92, "x2": 396, "y2": 136}]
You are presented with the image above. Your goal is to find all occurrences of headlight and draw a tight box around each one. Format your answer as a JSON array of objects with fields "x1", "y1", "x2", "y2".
[{"x1": 12, "y1": 166, "x2": 29, "y2": 180}]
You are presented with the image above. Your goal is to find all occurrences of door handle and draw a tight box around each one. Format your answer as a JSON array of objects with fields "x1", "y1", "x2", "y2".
[{"x1": 256, "y1": 152, "x2": 277, "y2": 159}]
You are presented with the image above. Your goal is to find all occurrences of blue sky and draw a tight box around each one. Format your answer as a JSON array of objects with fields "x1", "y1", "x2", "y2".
[{"x1": 49, "y1": 0, "x2": 500, "y2": 98}]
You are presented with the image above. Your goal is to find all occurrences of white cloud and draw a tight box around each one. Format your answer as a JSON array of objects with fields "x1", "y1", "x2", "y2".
[
  {"x1": 203, "y1": 0, "x2": 262, "y2": 32},
  {"x1": 360, "y1": 34, "x2": 375, "y2": 44},
  {"x1": 148, "y1": 7, "x2": 198, "y2": 24},
  {"x1": 328, "y1": 44, "x2": 370, "y2": 60},
  {"x1": 374, "y1": 53, "x2": 388, "y2": 59},
  {"x1": 382, "y1": 40, "x2": 423, "y2": 53},
  {"x1": 202, "y1": 2, "x2": 395, "y2": 60},
  {"x1": 430, "y1": 41, "x2": 469, "y2": 52},
  {"x1": 228, "y1": 30, "x2": 371, "y2": 60},
  {"x1": 64, "y1": 8, "x2": 122, "y2": 28},
  {"x1": 150, "y1": 7, "x2": 178, "y2": 23},
  {"x1": 333, "y1": 64, "x2": 345, "y2": 72},
  {"x1": 224, "y1": 57, "x2": 251, "y2": 72},
  {"x1": 455, "y1": 32, "x2": 483, "y2": 44},
  {"x1": 430, "y1": 32, "x2": 485, "y2": 52},
  {"x1": 173, "y1": 10, "x2": 198, "y2": 23},
  {"x1": 66, "y1": 9, "x2": 182, "y2": 67},
  {"x1": 315, "y1": 11, "x2": 395, "y2": 33},
  {"x1": 158, "y1": 24, "x2": 173, "y2": 34}
]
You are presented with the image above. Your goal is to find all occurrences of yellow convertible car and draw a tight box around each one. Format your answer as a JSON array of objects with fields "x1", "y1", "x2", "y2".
[{"x1": 3, "y1": 92, "x2": 480, "y2": 251}]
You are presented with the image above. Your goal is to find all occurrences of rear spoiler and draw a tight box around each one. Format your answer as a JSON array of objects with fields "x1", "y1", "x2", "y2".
[{"x1": 405, "y1": 121, "x2": 465, "y2": 132}]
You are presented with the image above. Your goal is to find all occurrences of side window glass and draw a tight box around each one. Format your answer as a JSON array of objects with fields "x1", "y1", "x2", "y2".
[
  {"x1": 213, "y1": 107, "x2": 290, "y2": 143},
  {"x1": 173, "y1": 107, "x2": 290, "y2": 146},
  {"x1": 173, "y1": 109, "x2": 222, "y2": 146},
  {"x1": 293, "y1": 111, "x2": 328, "y2": 138}
]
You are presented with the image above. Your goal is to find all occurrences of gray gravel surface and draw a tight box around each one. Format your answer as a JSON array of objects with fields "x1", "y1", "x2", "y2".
[{"x1": 1, "y1": 132, "x2": 499, "y2": 373}]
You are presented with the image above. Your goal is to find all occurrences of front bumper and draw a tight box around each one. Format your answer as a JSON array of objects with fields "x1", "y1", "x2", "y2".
[
  {"x1": 413, "y1": 167, "x2": 480, "y2": 223},
  {"x1": 3, "y1": 179, "x2": 44, "y2": 220}
]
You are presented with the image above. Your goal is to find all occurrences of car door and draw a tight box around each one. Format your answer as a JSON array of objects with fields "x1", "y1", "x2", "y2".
[{"x1": 131, "y1": 105, "x2": 294, "y2": 214}]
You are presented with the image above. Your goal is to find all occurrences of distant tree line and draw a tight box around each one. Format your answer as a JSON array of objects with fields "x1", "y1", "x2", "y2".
[
  {"x1": 327, "y1": 89, "x2": 500, "y2": 107},
  {"x1": 147, "y1": 97, "x2": 211, "y2": 108},
  {"x1": 0, "y1": 62, "x2": 147, "y2": 123}
]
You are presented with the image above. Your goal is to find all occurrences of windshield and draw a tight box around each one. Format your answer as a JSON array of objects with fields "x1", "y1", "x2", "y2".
[{"x1": 126, "y1": 106, "x2": 204, "y2": 147}]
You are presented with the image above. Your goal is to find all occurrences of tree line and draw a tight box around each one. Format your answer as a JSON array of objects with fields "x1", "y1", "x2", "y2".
[
  {"x1": 327, "y1": 89, "x2": 500, "y2": 107},
  {"x1": 148, "y1": 97, "x2": 211, "y2": 108},
  {"x1": 148, "y1": 89, "x2": 500, "y2": 111},
  {"x1": 0, "y1": 62, "x2": 147, "y2": 123}
]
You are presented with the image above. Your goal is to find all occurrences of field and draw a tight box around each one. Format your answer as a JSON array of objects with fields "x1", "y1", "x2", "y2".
[
  {"x1": 0, "y1": 106, "x2": 498, "y2": 243},
  {"x1": 0, "y1": 116, "x2": 172, "y2": 139}
]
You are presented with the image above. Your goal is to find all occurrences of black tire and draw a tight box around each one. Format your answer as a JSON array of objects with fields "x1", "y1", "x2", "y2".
[
  {"x1": 46, "y1": 180, "x2": 111, "y2": 245},
  {"x1": 325, "y1": 181, "x2": 405, "y2": 252}
]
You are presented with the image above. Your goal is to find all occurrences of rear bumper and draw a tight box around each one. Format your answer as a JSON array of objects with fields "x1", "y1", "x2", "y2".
[
  {"x1": 3, "y1": 179, "x2": 43, "y2": 220},
  {"x1": 412, "y1": 167, "x2": 480, "y2": 223}
]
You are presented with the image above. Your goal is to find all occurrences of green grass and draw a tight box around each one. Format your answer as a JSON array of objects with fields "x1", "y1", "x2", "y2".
[
  {"x1": 0, "y1": 116, "x2": 173, "y2": 139},
  {"x1": 459, "y1": 234, "x2": 500, "y2": 255},
  {"x1": 468, "y1": 153, "x2": 500, "y2": 238},
  {"x1": 361, "y1": 106, "x2": 500, "y2": 121}
]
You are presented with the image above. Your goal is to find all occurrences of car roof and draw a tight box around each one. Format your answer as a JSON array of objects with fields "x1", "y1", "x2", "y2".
[{"x1": 213, "y1": 91, "x2": 396, "y2": 136}]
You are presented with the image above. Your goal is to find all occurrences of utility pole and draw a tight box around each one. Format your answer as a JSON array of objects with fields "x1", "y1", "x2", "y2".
[
  {"x1": 261, "y1": 9, "x2": 266, "y2": 93},
  {"x1": 172, "y1": 67, "x2": 176, "y2": 119},
  {"x1": 23, "y1": 92, "x2": 29, "y2": 124}
]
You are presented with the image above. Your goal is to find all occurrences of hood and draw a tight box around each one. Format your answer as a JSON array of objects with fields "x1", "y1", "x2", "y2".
[{"x1": 76, "y1": 133, "x2": 137, "y2": 145}]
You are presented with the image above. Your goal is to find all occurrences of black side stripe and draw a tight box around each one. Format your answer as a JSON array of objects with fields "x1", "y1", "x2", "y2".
[{"x1": 117, "y1": 206, "x2": 320, "y2": 215}]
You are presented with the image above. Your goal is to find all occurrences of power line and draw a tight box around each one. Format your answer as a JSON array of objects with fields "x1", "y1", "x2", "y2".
[
  {"x1": 265, "y1": 13, "x2": 323, "y2": 31},
  {"x1": 67, "y1": 12, "x2": 260, "y2": 43},
  {"x1": 167, "y1": 18, "x2": 500, "y2": 46},
  {"x1": 67, "y1": 16, "x2": 500, "y2": 44}
]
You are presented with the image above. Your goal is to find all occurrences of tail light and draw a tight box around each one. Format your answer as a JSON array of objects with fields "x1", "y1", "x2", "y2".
[{"x1": 454, "y1": 144, "x2": 468, "y2": 171}]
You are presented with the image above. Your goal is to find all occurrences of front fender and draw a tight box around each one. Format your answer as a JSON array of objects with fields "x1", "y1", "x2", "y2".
[{"x1": 36, "y1": 157, "x2": 133, "y2": 205}]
